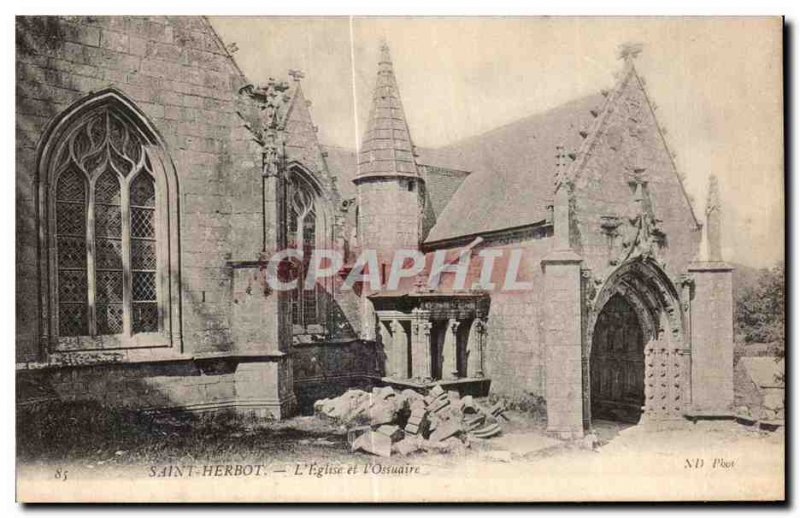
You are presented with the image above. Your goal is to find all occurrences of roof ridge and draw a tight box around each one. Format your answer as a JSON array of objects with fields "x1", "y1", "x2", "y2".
[{"x1": 432, "y1": 92, "x2": 607, "y2": 152}]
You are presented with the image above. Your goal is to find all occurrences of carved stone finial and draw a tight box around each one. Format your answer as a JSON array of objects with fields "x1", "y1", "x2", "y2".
[
  {"x1": 237, "y1": 78, "x2": 292, "y2": 177},
  {"x1": 704, "y1": 174, "x2": 723, "y2": 262},
  {"x1": 618, "y1": 42, "x2": 644, "y2": 63},
  {"x1": 706, "y1": 174, "x2": 721, "y2": 216}
]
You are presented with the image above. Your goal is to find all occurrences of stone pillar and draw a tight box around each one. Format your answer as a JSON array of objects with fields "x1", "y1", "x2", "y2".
[
  {"x1": 390, "y1": 319, "x2": 409, "y2": 379},
  {"x1": 687, "y1": 174, "x2": 734, "y2": 416},
  {"x1": 688, "y1": 263, "x2": 734, "y2": 415},
  {"x1": 410, "y1": 309, "x2": 432, "y2": 380},
  {"x1": 441, "y1": 319, "x2": 460, "y2": 379},
  {"x1": 229, "y1": 78, "x2": 296, "y2": 419},
  {"x1": 466, "y1": 318, "x2": 486, "y2": 378},
  {"x1": 542, "y1": 181, "x2": 584, "y2": 438},
  {"x1": 542, "y1": 250, "x2": 584, "y2": 438},
  {"x1": 378, "y1": 320, "x2": 394, "y2": 377}
]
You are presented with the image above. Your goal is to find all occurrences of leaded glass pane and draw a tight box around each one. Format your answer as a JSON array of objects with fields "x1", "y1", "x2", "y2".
[
  {"x1": 58, "y1": 270, "x2": 87, "y2": 302},
  {"x1": 130, "y1": 208, "x2": 154, "y2": 238},
  {"x1": 59, "y1": 303, "x2": 88, "y2": 337},
  {"x1": 94, "y1": 170, "x2": 122, "y2": 336},
  {"x1": 95, "y1": 239, "x2": 123, "y2": 270},
  {"x1": 57, "y1": 236, "x2": 87, "y2": 269},
  {"x1": 56, "y1": 169, "x2": 86, "y2": 202},
  {"x1": 303, "y1": 288, "x2": 318, "y2": 325},
  {"x1": 131, "y1": 239, "x2": 156, "y2": 270},
  {"x1": 96, "y1": 303, "x2": 123, "y2": 335},
  {"x1": 55, "y1": 168, "x2": 88, "y2": 337},
  {"x1": 132, "y1": 303, "x2": 158, "y2": 333},
  {"x1": 132, "y1": 271, "x2": 156, "y2": 301},
  {"x1": 95, "y1": 270, "x2": 123, "y2": 303},
  {"x1": 94, "y1": 170, "x2": 121, "y2": 204},
  {"x1": 95, "y1": 203, "x2": 122, "y2": 237},
  {"x1": 130, "y1": 173, "x2": 157, "y2": 334},
  {"x1": 130, "y1": 173, "x2": 155, "y2": 207},
  {"x1": 56, "y1": 202, "x2": 85, "y2": 235}
]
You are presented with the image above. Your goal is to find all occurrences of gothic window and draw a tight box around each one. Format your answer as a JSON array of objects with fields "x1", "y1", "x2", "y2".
[
  {"x1": 43, "y1": 92, "x2": 180, "y2": 350},
  {"x1": 288, "y1": 175, "x2": 323, "y2": 331}
]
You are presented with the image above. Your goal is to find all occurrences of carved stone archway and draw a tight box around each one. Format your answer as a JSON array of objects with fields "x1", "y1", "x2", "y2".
[{"x1": 583, "y1": 257, "x2": 688, "y2": 428}]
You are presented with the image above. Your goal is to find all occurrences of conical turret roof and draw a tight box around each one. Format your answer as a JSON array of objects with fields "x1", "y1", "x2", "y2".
[{"x1": 355, "y1": 41, "x2": 421, "y2": 182}]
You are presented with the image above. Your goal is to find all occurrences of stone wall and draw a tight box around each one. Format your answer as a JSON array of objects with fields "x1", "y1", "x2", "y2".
[
  {"x1": 16, "y1": 16, "x2": 263, "y2": 363},
  {"x1": 480, "y1": 238, "x2": 551, "y2": 398},
  {"x1": 356, "y1": 177, "x2": 422, "y2": 259},
  {"x1": 292, "y1": 340, "x2": 382, "y2": 413},
  {"x1": 424, "y1": 234, "x2": 552, "y2": 399},
  {"x1": 17, "y1": 355, "x2": 295, "y2": 419}
]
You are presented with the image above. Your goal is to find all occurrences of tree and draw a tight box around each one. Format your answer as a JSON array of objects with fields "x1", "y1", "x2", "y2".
[{"x1": 734, "y1": 262, "x2": 785, "y2": 350}]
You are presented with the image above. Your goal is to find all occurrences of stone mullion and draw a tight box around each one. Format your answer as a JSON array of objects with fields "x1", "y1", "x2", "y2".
[
  {"x1": 86, "y1": 178, "x2": 98, "y2": 337},
  {"x1": 120, "y1": 178, "x2": 133, "y2": 338}
]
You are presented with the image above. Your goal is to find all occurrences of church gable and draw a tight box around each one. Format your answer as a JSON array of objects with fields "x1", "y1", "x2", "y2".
[
  {"x1": 282, "y1": 81, "x2": 328, "y2": 177},
  {"x1": 569, "y1": 62, "x2": 701, "y2": 277}
]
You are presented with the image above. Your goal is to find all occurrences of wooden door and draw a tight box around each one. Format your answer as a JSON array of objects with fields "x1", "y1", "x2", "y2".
[{"x1": 590, "y1": 294, "x2": 645, "y2": 423}]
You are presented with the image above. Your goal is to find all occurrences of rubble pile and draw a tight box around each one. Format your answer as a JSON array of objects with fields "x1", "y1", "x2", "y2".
[{"x1": 314, "y1": 384, "x2": 507, "y2": 457}]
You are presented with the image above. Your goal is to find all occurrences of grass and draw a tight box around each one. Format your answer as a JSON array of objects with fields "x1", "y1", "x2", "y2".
[{"x1": 17, "y1": 400, "x2": 359, "y2": 466}]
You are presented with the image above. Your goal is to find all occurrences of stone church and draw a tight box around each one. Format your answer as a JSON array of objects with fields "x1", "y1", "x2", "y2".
[{"x1": 16, "y1": 16, "x2": 734, "y2": 437}]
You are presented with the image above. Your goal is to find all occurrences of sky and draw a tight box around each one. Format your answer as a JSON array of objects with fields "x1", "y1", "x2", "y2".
[{"x1": 210, "y1": 16, "x2": 784, "y2": 268}]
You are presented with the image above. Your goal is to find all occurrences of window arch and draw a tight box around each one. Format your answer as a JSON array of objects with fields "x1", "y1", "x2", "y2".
[
  {"x1": 38, "y1": 89, "x2": 181, "y2": 352},
  {"x1": 286, "y1": 166, "x2": 331, "y2": 335}
]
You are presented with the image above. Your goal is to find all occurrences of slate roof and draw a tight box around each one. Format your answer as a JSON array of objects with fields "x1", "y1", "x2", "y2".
[
  {"x1": 355, "y1": 42, "x2": 421, "y2": 182},
  {"x1": 321, "y1": 145, "x2": 358, "y2": 199},
  {"x1": 420, "y1": 164, "x2": 471, "y2": 221},
  {"x1": 422, "y1": 93, "x2": 606, "y2": 243}
]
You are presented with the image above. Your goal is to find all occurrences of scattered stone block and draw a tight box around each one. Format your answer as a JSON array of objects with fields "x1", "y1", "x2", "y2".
[
  {"x1": 459, "y1": 395, "x2": 477, "y2": 414},
  {"x1": 373, "y1": 385, "x2": 396, "y2": 401},
  {"x1": 393, "y1": 436, "x2": 422, "y2": 456},
  {"x1": 401, "y1": 388, "x2": 424, "y2": 403},
  {"x1": 463, "y1": 414, "x2": 486, "y2": 431},
  {"x1": 313, "y1": 398, "x2": 329, "y2": 414},
  {"x1": 470, "y1": 423, "x2": 502, "y2": 439},
  {"x1": 352, "y1": 430, "x2": 391, "y2": 457},
  {"x1": 429, "y1": 418, "x2": 462, "y2": 443},
  {"x1": 369, "y1": 400, "x2": 396, "y2": 426},
  {"x1": 376, "y1": 424, "x2": 404, "y2": 443},
  {"x1": 347, "y1": 425, "x2": 372, "y2": 449},
  {"x1": 427, "y1": 397, "x2": 450, "y2": 414},
  {"x1": 430, "y1": 384, "x2": 445, "y2": 397},
  {"x1": 410, "y1": 399, "x2": 426, "y2": 412},
  {"x1": 427, "y1": 415, "x2": 439, "y2": 432},
  {"x1": 488, "y1": 402, "x2": 509, "y2": 420},
  {"x1": 405, "y1": 407, "x2": 429, "y2": 436}
]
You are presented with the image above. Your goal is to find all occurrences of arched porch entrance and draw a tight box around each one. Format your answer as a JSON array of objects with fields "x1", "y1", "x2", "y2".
[
  {"x1": 584, "y1": 258, "x2": 688, "y2": 428},
  {"x1": 590, "y1": 294, "x2": 645, "y2": 423}
]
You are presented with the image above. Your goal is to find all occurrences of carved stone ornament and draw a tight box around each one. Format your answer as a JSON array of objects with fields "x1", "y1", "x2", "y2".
[
  {"x1": 609, "y1": 174, "x2": 666, "y2": 266},
  {"x1": 237, "y1": 78, "x2": 292, "y2": 177}
]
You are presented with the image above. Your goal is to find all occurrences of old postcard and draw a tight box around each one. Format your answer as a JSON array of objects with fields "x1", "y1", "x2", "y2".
[{"x1": 15, "y1": 15, "x2": 784, "y2": 502}]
